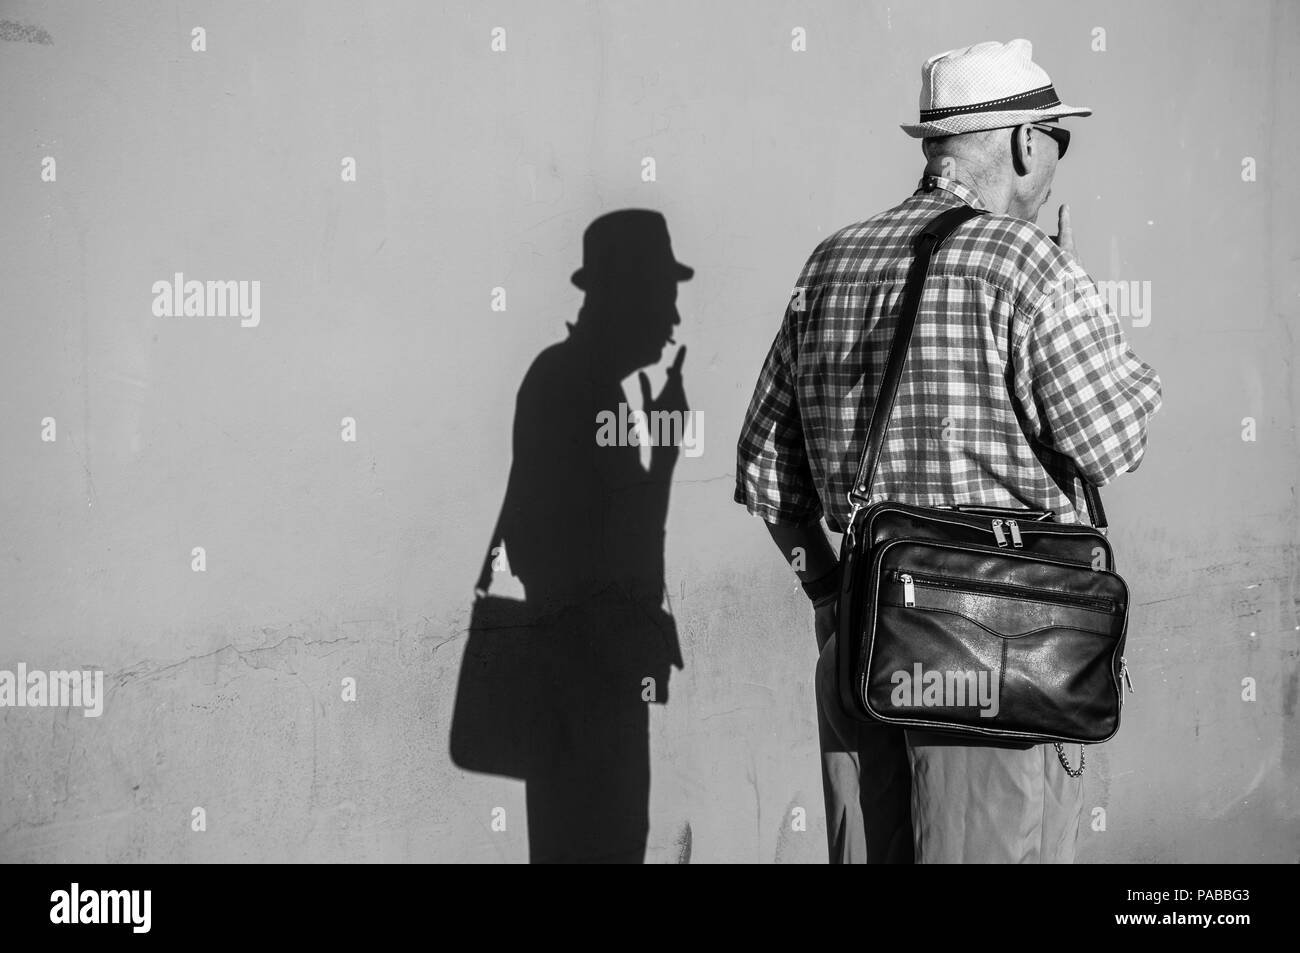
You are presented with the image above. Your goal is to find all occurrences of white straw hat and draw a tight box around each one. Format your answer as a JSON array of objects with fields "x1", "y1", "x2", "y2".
[{"x1": 901, "y1": 39, "x2": 1092, "y2": 138}]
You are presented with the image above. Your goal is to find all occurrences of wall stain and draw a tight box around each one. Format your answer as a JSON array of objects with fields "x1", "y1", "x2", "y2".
[
  {"x1": 1282, "y1": 670, "x2": 1299, "y2": 718},
  {"x1": 675, "y1": 821, "x2": 692, "y2": 864},
  {"x1": 0, "y1": 20, "x2": 53, "y2": 44}
]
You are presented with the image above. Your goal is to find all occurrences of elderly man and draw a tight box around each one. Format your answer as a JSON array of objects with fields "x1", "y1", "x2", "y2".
[{"x1": 735, "y1": 39, "x2": 1161, "y2": 863}]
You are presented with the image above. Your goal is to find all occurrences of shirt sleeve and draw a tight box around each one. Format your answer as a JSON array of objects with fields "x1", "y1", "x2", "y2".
[
  {"x1": 734, "y1": 307, "x2": 823, "y2": 525},
  {"x1": 1014, "y1": 261, "x2": 1163, "y2": 487}
]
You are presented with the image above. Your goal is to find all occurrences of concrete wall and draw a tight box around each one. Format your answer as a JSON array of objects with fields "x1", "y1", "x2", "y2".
[{"x1": 1, "y1": 0, "x2": 1296, "y2": 862}]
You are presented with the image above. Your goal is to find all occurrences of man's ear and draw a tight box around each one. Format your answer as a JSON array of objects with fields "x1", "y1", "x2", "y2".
[{"x1": 1010, "y1": 124, "x2": 1032, "y2": 177}]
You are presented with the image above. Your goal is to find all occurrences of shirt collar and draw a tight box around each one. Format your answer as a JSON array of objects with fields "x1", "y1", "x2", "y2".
[{"x1": 914, "y1": 174, "x2": 989, "y2": 212}]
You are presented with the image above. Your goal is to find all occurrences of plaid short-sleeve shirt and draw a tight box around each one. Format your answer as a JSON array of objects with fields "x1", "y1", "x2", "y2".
[{"x1": 734, "y1": 175, "x2": 1163, "y2": 532}]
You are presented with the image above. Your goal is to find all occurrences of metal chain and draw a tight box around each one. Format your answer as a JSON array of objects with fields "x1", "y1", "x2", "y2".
[{"x1": 1054, "y1": 742, "x2": 1086, "y2": 778}]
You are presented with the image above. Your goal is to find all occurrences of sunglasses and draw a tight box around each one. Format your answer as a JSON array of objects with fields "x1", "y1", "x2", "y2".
[{"x1": 1029, "y1": 123, "x2": 1071, "y2": 159}]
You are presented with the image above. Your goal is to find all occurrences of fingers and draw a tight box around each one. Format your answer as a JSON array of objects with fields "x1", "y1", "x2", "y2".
[
  {"x1": 1053, "y1": 203, "x2": 1082, "y2": 266},
  {"x1": 668, "y1": 344, "x2": 687, "y2": 377},
  {"x1": 643, "y1": 347, "x2": 688, "y2": 409},
  {"x1": 1057, "y1": 203, "x2": 1073, "y2": 245}
]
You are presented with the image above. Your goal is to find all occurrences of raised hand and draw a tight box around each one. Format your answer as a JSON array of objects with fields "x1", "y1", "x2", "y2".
[
  {"x1": 1052, "y1": 203, "x2": 1081, "y2": 268},
  {"x1": 637, "y1": 345, "x2": 689, "y2": 471},
  {"x1": 640, "y1": 344, "x2": 688, "y2": 412}
]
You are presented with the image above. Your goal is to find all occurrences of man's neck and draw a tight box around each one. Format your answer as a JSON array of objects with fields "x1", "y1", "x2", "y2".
[{"x1": 924, "y1": 159, "x2": 1014, "y2": 216}]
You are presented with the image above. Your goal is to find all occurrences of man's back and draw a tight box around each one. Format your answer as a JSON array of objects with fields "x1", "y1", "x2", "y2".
[
  {"x1": 735, "y1": 174, "x2": 1162, "y2": 532},
  {"x1": 741, "y1": 36, "x2": 1163, "y2": 866}
]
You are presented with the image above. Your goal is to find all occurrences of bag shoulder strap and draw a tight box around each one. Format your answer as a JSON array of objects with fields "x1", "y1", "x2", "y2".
[{"x1": 845, "y1": 203, "x2": 1108, "y2": 530}]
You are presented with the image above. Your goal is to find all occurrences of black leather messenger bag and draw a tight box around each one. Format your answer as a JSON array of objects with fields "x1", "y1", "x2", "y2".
[{"x1": 835, "y1": 205, "x2": 1133, "y2": 776}]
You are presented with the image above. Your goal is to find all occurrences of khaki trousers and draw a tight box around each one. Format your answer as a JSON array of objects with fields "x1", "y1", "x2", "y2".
[{"x1": 814, "y1": 631, "x2": 1084, "y2": 864}]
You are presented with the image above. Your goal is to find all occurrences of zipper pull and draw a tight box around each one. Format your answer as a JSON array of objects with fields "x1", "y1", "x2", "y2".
[
  {"x1": 1121, "y1": 657, "x2": 1135, "y2": 695},
  {"x1": 991, "y1": 519, "x2": 1008, "y2": 547},
  {"x1": 1007, "y1": 519, "x2": 1024, "y2": 548},
  {"x1": 900, "y1": 573, "x2": 915, "y2": 607}
]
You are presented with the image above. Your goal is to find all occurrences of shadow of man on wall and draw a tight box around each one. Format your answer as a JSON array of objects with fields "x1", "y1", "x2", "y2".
[{"x1": 451, "y1": 209, "x2": 693, "y2": 863}]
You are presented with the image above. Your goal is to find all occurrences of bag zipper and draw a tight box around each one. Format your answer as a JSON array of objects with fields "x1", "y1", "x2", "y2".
[
  {"x1": 935, "y1": 504, "x2": 1054, "y2": 520},
  {"x1": 992, "y1": 518, "x2": 1026, "y2": 548},
  {"x1": 894, "y1": 569, "x2": 1118, "y2": 612},
  {"x1": 1120, "y1": 656, "x2": 1134, "y2": 694},
  {"x1": 859, "y1": 503, "x2": 1103, "y2": 556}
]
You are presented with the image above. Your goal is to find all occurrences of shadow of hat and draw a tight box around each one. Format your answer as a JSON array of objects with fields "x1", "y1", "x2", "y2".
[{"x1": 571, "y1": 209, "x2": 694, "y2": 291}]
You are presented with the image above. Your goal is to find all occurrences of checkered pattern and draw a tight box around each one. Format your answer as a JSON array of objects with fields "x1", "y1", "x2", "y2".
[{"x1": 734, "y1": 175, "x2": 1163, "y2": 532}]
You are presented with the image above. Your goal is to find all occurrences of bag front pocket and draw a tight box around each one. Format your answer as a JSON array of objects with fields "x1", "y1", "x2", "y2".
[{"x1": 860, "y1": 539, "x2": 1128, "y2": 742}]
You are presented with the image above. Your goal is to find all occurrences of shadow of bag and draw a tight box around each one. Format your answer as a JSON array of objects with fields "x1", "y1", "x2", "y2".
[{"x1": 448, "y1": 595, "x2": 553, "y2": 780}]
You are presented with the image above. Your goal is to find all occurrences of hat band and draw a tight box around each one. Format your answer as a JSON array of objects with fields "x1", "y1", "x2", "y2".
[{"x1": 919, "y1": 83, "x2": 1060, "y2": 121}]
